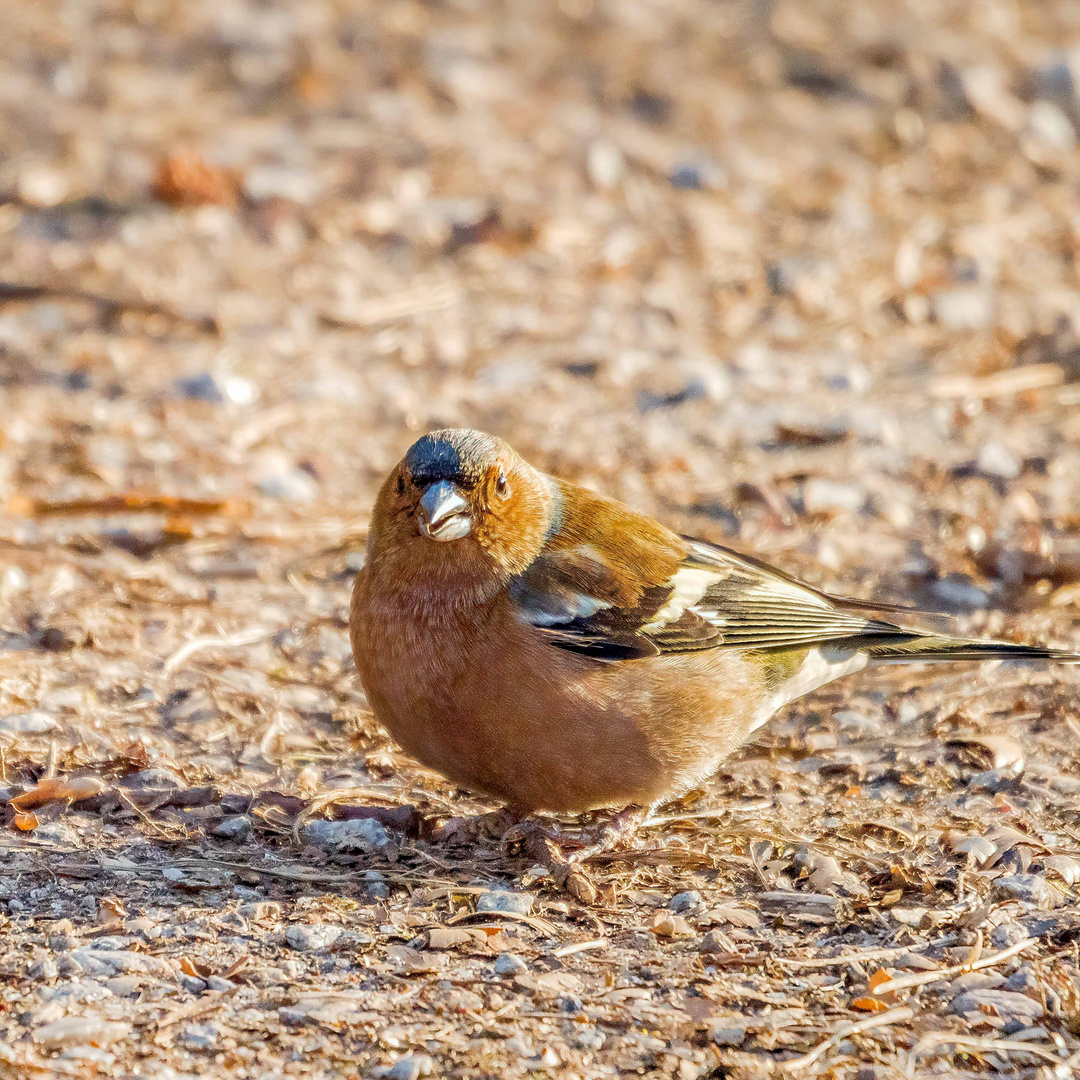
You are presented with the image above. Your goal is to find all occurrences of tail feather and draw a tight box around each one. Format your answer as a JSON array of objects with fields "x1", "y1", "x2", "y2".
[{"x1": 861, "y1": 633, "x2": 1080, "y2": 665}]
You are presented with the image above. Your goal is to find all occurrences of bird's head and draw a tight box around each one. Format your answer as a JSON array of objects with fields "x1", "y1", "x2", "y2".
[{"x1": 369, "y1": 429, "x2": 554, "y2": 579}]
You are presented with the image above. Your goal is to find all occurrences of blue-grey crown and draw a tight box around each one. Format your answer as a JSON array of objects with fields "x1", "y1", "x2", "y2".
[{"x1": 403, "y1": 429, "x2": 501, "y2": 488}]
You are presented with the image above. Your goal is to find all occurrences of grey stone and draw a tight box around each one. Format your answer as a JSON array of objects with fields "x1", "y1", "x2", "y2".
[
  {"x1": 38, "y1": 979, "x2": 113, "y2": 1003},
  {"x1": 477, "y1": 889, "x2": 534, "y2": 916},
  {"x1": 105, "y1": 975, "x2": 144, "y2": 998},
  {"x1": 574, "y1": 1026, "x2": 605, "y2": 1051},
  {"x1": 931, "y1": 287, "x2": 994, "y2": 331},
  {"x1": 123, "y1": 917, "x2": 161, "y2": 940},
  {"x1": 709, "y1": 1019, "x2": 748, "y2": 1046},
  {"x1": 930, "y1": 573, "x2": 989, "y2": 612},
  {"x1": 385, "y1": 1054, "x2": 434, "y2": 1080},
  {"x1": 30, "y1": 822, "x2": 80, "y2": 846},
  {"x1": 669, "y1": 890, "x2": 704, "y2": 913},
  {"x1": 212, "y1": 816, "x2": 252, "y2": 840},
  {"x1": 977, "y1": 442, "x2": 1021, "y2": 480},
  {"x1": 303, "y1": 817, "x2": 390, "y2": 853},
  {"x1": 990, "y1": 921, "x2": 1029, "y2": 948},
  {"x1": 0, "y1": 711, "x2": 57, "y2": 734},
  {"x1": 493, "y1": 952, "x2": 528, "y2": 976},
  {"x1": 1003, "y1": 965, "x2": 1044, "y2": 1000},
  {"x1": 993, "y1": 874, "x2": 1060, "y2": 910},
  {"x1": 285, "y1": 924, "x2": 342, "y2": 952},
  {"x1": 28, "y1": 956, "x2": 58, "y2": 981},
  {"x1": 951, "y1": 988, "x2": 1044, "y2": 1025},
  {"x1": 120, "y1": 767, "x2": 184, "y2": 790},
  {"x1": 181, "y1": 1022, "x2": 221, "y2": 1049}
]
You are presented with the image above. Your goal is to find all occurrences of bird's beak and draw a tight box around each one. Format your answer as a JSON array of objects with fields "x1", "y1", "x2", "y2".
[{"x1": 417, "y1": 481, "x2": 473, "y2": 541}]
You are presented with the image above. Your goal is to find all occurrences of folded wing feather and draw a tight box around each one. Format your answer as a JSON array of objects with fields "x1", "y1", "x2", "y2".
[{"x1": 511, "y1": 532, "x2": 914, "y2": 661}]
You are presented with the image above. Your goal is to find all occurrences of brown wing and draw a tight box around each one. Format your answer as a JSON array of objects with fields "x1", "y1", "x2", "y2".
[{"x1": 510, "y1": 484, "x2": 917, "y2": 661}]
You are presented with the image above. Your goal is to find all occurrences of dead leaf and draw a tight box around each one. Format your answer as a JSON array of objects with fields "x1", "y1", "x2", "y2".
[
  {"x1": 1041, "y1": 855, "x2": 1080, "y2": 885},
  {"x1": 10, "y1": 775, "x2": 108, "y2": 810},
  {"x1": 425, "y1": 926, "x2": 491, "y2": 950},
  {"x1": 699, "y1": 906, "x2": 761, "y2": 929},
  {"x1": 152, "y1": 152, "x2": 241, "y2": 207},
  {"x1": 179, "y1": 956, "x2": 213, "y2": 978},
  {"x1": 949, "y1": 735, "x2": 1025, "y2": 774},
  {"x1": 651, "y1": 911, "x2": 694, "y2": 938},
  {"x1": 97, "y1": 897, "x2": 127, "y2": 926},
  {"x1": 852, "y1": 996, "x2": 891, "y2": 1012}
]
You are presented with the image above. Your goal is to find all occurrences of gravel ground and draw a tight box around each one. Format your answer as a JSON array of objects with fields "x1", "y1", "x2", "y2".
[{"x1": 2, "y1": 1, "x2": 1080, "y2": 1077}]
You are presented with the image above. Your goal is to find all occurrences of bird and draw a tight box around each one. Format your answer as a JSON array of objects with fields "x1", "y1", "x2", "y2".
[{"x1": 350, "y1": 428, "x2": 1078, "y2": 846}]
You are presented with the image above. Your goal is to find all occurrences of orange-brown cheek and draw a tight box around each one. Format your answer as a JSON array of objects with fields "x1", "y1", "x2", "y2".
[{"x1": 474, "y1": 498, "x2": 546, "y2": 574}]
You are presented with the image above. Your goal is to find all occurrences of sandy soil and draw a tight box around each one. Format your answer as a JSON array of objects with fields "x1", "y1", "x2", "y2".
[{"x1": 1, "y1": 1, "x2": 1080, "y2": 1077}]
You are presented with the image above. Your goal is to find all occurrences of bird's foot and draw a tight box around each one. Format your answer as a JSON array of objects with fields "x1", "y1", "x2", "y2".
[
  {"x1": 564, "y1": 805, "x2": 650, "y2": 864},
  {"x1": 500, "y1": 806, "x2": 650, "y2": 904},
  {"x1": 432, "y1": 807, "x2": 519, "y2": 846}
]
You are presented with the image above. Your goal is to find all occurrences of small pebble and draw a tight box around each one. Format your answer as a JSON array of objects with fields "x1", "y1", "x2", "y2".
[
  {"x1": 0, "y1": 711, "x2": 57, "y2": 734},
  {"x1": 303, "y1": 818, "x2": 390, "y2": 853},
  {"x1": 385, "y1": 1054, "x2": 434, "y2": 1080},
  {"x1": 28, "y1": 957, "x2": 58, "y2": 981},
  {"x1": 31, "y1": 822, "x2": 81, "y2": 846},
  {"x1": 504, "y1": 1035, "x2": 532, "y2": 1057},
  {"x1": 38, "y1": 980, "x2": 113, "y2": 1004},
  {"x1": 930, "y1": 573, "x2": 989, "y2": 612},
  {"x1": 1003, "y1": 965, "x2": 1043, "y2": 1000},
  {"x1": 993, "y1": 874, "x2": 1060, "y2": 910},
  {"x1": 477, "y1": 889, "x2": 534, "y2": 916},
  {"x1": 574, "y1": 1027, "x2": 605, "y2": 1051},
  {"x1": 493, "y1": 952, "x2": 528, "y2": 976},
  {"x1": 175, "y1": 373, "x2": 224, "y2": 404},
  {"x1": 951, "y1": 988, "x2": 1044, "y2": 1026},
  {"x1": 181, "y1": 1022, "x2": 221, "y2": 1049},
  {"x1": 587, "y1": 140, "x2": 624, "y2": 188},
  {"x1": 121, "y1": 768, "x2": 185, "y2": 790},
  {"x1": 968, "y1": 769, "x2": 1016, "y2": 794},
  {"x1": 123, "y1": 917, "x2": 161, "y2": 941},
  {"x1": 239, "y1": 901, "x2": 282, "y2": 921},
  {"x1": 212, "y1": 816, "x2": 252, "y2": 840},
  {"x1": 977, "y1": 441, "x2": 1021, "y2": 480},
  {"x1": 803, "y1": 479, "x2": 864, "y2": 514},
  {"x1": 105, "y1": 975, "x2": 144, "y2": 998},
  {"x1": 669, "y1": 890, "x2": 704, "y2": 913},
  {"x1": 363, "y1": 870, "x2": 391, "y2": 899},
  {"x1": 931, "y1": 287, "x2": 994, "y2": 331},
  {"x1": 206, "y1": 975, "x2": 236, "y2": 992},
  {"x1": 285, "y1": 924, "x2": 342, "y2": 952},
  {"x1": 59, "y1": 1046, "x2": 115, "y2": 1066},
  {"x1": 33, "y1": 1016, "x2": 130, "y2": 1048},
  {"x1": 709, "y1": 1019, "x2": 748, "y2": 1047},
  {"x1": 990, "y1": 921, "x2": 1029, "y2": 949}
]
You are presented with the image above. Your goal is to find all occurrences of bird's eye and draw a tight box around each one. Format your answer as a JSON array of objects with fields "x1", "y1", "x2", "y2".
[{"x1": 495, "y1": 473, "x2": 510, "y2": 498}]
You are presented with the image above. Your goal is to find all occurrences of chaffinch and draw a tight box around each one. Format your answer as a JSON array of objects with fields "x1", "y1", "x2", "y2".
[{"x1": 350, "y1": 428, "x2": 1078, "y2": 820}]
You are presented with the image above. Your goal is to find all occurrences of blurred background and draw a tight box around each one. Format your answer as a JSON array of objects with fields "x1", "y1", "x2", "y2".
[{"x1": 1, "y1": 0, "x2": 1079, "y2": 759}]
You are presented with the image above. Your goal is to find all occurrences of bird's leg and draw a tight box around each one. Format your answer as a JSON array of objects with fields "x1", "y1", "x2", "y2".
[
  {"x1": 565, "y1": 804, "x2": 650, "y2": 864},
  {"x1": 500, "y1": 805, "x2": 651, "y2": 904}
]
